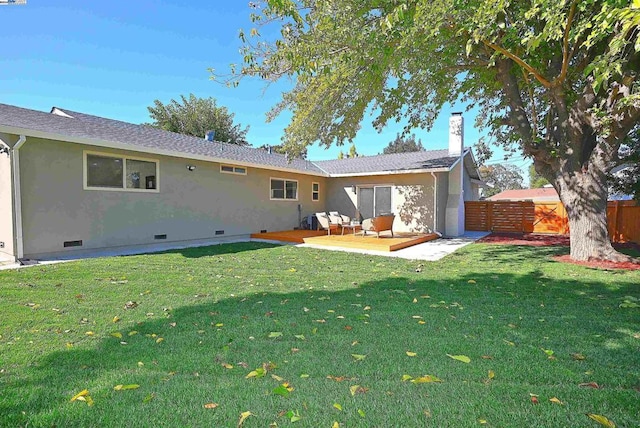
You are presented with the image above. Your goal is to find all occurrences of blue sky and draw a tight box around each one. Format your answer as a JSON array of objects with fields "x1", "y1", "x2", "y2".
[{"x1": 1, "y1": 0, "x2": 528, "y2": 168}]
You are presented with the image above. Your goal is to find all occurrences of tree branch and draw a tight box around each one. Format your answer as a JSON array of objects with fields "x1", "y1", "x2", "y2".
[
  {"x1": 552, "y1": 0, "x2": 578, "y2": 87},
  {"x1": 482, "y1": 40, "x2": 552, "y2": 88}
]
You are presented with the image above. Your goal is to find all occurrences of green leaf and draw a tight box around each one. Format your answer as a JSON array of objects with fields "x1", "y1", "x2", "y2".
[
  {"x1": 358, "y1": 408, "x2": 366, "y2": 418},
  {"x1": 245, "y1": 367, "x2": 265, "y2": 378},
  {"x1": 273, "y1": 385, "x2": 291, "y2": 398},
  {"x1": 446, "y1": 354, "x2": 471, "y2": 363},
  {"x1": 351, "y1": 354, "x2": 366, "y2": 361},
  {"x1": 333, "y1": 403, "x2": 343, "y2": 411},
  {"x1": 113, "y1": 384, "x2": 140, "y2": 391},
  {"x1": 410, "y1": 375, "x2": 443, "y2": 383},
  {"x1": 268, "y1": 331, "x2": 283, "y2": 338},
  {"x1": 286, "y1": 409, "x2": 301, "y2": 422},
  {"x1": 587, "y1": 413, "x2": 616, "y2": 427}
]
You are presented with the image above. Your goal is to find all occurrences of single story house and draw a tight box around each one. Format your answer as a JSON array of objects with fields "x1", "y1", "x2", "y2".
[{"x1": 0, "y1": 103, "x2": 482, "y2": 261}]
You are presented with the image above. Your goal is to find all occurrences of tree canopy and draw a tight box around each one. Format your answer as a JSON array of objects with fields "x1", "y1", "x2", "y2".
[
  {"x1": 529, "y1": 165, "x2": 551, "y2": 189},
  {"x1": 608, "y1": 125, "x2": 640, "y2": 200},
  {"x1": 480, "y1": 164, "x2": 525, "y2": 198},
  {"x1": 382, "y1": 133, "x2": 425, "y2": 154},
  {"x1": 147, "y1": 94, "x2": 249, "y2": 145},
  {"x1": 224, "y1": 0, "x2": 640, "y2": 261}
]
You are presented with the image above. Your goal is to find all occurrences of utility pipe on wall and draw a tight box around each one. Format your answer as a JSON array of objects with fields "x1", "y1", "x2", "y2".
[
  {"x1": 431, "y1": 172, "x2": 438, "y2": 234},
  {"x1": 12, "y1": 135, "x2": 26, "y2": 260}
]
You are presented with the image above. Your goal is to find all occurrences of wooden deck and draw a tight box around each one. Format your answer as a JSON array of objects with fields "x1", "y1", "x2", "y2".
[
  {"x1": 251, "y1": 229, "x2": 439, "y2": 252},
  {"x1": 250, "y1": 230, "x2": 327, "y2": 244}
]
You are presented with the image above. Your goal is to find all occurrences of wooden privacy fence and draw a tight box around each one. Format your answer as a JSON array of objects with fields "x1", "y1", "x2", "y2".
[{"x1": 465, "y1": 200, "x2": 639, "y2": 244}]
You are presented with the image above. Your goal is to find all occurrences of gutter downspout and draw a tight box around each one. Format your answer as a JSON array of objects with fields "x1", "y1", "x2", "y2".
[
  {"x1": 430, "y1": 172, "x2": 441, "y2": 236},
  {"x1": 459, "y1": 149, "x2": 465, "y2": 235},
  {"x1": 12, "y1": 135, "x2": 26, "y2": 260}
]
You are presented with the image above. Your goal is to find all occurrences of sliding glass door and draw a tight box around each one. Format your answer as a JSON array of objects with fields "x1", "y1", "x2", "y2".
[{"x1": 358, "y1": 186, "x2": 392, "y2": 218}]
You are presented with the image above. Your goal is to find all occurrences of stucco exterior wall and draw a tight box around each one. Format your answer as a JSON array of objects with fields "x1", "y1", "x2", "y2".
[
  {"x1": 0, "y1": 134, "x2": 15, "y2": 258},
  {"x1": 18, "y1": 138, "x2": 326, "y2": 258},
  {"x1": 435, "y1": 172, "x2": 449, "y2": 233},
  {"x1": 325, "y1": 173, "x2": 437, "y2": 233}
]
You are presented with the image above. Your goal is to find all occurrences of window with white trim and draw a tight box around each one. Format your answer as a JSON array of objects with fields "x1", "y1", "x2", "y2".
[
  {"x1": 84, "y1": 152, "x2": 158, "y2": 191},
  {"x1": 312, "y1": 182, "x2": 320, "y2": 201},
  {"x1": 270, "y1": 178, "x2": 298, "y2": 200},
  {"x1": 220, "y1": 164, "x2": 247, "y2": 175}
]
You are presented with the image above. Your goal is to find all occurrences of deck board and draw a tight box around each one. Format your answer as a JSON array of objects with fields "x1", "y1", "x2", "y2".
[{"x1": 251, "y1": 229, "x2": 438, "y2": 252}]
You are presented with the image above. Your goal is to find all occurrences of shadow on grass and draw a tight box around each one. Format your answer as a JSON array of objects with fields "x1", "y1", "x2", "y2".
[
  {"x1": 148, "y1": 241, "x2": 284, "y2": 259},
  {"x1": 3, "y1": 261, "x2": 639, "y2": 427}
]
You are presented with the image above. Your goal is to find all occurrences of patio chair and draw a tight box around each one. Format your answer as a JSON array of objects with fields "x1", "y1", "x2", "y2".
[
  {"x1": 328, "y1": 211, "x2": 351, "y2": 225},
  {"x1": 315, "y1": 212, "x2": 340, "y2": 235},
  {"x1": 362, "y1": 213, "x2": 395, "y2": 238}
]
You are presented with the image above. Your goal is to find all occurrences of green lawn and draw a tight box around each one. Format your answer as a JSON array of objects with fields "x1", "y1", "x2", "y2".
[{"x1": 0, "y1": 242, "x2": 638, "y2": 427}]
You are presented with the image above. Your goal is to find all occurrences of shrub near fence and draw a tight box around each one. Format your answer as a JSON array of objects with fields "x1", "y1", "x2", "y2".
[{"x1": 465, "y1": 200, "x2": 639, "y2": 244}]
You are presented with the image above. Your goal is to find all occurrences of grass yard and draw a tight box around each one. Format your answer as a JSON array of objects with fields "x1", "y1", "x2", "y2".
[{"x1": 0, "y1": 242, "x2": 638, "y2": 427}]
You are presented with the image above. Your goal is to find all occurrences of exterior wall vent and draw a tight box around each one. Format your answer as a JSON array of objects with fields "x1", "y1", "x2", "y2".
[
  {"x1": 63, "y1": 240, "x2": 83, "y2": 248},
  {"x1": 215, "y1": 230, "x2": 225, "y2": 235},
  {"x1": 154, "y1": 234, "x2": 167, "y2": 240},
  {"x1": 260, "y1": 229, "x2": 267, "y2": 233}
]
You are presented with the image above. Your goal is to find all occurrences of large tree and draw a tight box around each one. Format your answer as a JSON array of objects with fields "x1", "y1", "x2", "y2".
[
  {"x1": 147, "y1": 94, "x2": 249, "y2": 145},
  {"x1": 382, "y1": 133, "x2": 426, "y2": 154},
  {"x1": 223, "y1": 0, "x2": 640, "y2": 261},
  {"x1": 480, "y1": 164, "x2": 525, "y2": 197}
]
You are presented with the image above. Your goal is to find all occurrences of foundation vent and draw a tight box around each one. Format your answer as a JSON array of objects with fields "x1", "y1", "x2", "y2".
[
  {"x1": 63, "y1": 240, "x2": 83, "y2": 248},
  {"x1": 154, "y1": 234, "x2": 167, "y2": 240},
  {"x1": 215, "y1": 230, "x2": 225, "y2": 235}
]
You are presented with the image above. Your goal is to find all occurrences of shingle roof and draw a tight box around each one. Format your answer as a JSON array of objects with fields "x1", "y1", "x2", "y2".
[
  {"x1": 488, "y1": 187, "x2": 559, "y2": 201},
  {"x1": 0, "y1": 103, "x2": 322, "y2": 175},
  {"x1": 0, "y1": 103, "x2": 473, "y2": 177},
  {"x1": 314, "y1": 150, "x2": 464, "y2": 175}
]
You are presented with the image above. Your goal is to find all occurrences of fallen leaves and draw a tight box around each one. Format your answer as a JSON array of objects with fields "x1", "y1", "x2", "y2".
[
  {"x1": 446, "y1": 354, "x2": 471, "y2": 363},
  {"x1": 272, "y1": 383, "x2": 294, "y2": 398},
  {"x1": 351, "y1": 354, "x2": 366, "y2": 361},
  {"x1": 349, "y1": 384, "x2": 368, "y2": 396},
  {"x1": 327, "y1": 375, "x2": 356, "y2": 382},
  {"x1": 124, "y1": 301, "x2": 138, "y2": 310},
  {"x1": 579, "y1": 382, "x2": 601, "y2": 389},
  {"x1": 587, "y1": 413, "x2": 616, "y2": 427},
  {"x1": 114, "y1": 384, "x2": 140, "y2": 391},
  {"x1": 238, "y1": 411, "x2": 253, "y2": 427},
  {"x1": 203, "y1": 402, "x2": 218, "y2": 409},
  {"x1": 405, "y1": 375, "x2": 443, "y2": 384},
  {"x1": 70, "y1": 389, "x2": 94, "y2": 406}
]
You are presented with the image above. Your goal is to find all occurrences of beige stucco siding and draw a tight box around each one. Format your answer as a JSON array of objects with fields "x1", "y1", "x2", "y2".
[
  {"x1": 18, "y1": 138, "x2": 326, "y2": 258},
  {"x1": 0, "y1": 135, "x2": 15, "y2": 258},
  {"x1": 325, "y1": 173, "x2": 437, "y2": 233},
  {"x1": 435, "y1": 172, "x2": 449, "y2": 233}
]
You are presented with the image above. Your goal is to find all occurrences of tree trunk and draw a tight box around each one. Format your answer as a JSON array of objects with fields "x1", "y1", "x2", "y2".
[{"x1": 555, "y1": 161, "x2": 632, "y2": 262}]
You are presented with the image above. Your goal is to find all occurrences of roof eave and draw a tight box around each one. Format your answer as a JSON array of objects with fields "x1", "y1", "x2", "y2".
[
  {"x1": 328, "y1": 167, "x2": 452, "y2": 177},
  {"x1": 0, "y1": 125, "x2": 329, "y2": 177}
]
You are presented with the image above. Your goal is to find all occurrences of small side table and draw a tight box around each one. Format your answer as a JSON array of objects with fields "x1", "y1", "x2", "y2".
[{"x1": 341, "y1": 223, "x2": 362, "y2": 235}]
